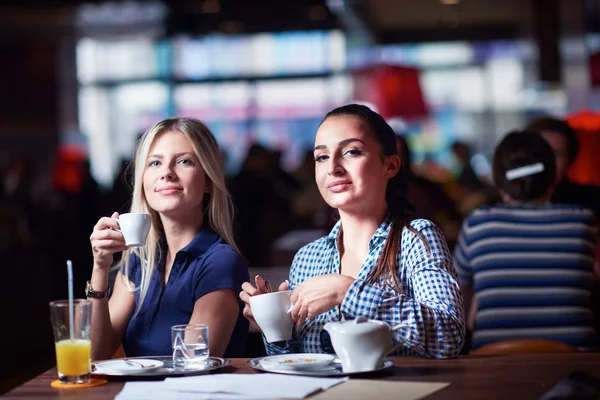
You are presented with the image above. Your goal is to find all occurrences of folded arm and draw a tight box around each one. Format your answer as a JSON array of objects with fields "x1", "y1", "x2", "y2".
[{"x1": 340, "y1": 224, "x2": 465, "y2": 359}]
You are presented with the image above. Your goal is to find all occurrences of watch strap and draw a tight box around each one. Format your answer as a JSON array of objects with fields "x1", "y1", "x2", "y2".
[{"x1": 85, "y1": 280, "x2": 110, "y2": 299}]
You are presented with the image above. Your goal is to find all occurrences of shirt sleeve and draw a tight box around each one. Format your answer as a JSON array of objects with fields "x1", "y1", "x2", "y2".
[
  {"x1": 193, "y1": 243, "x2": 249, "y2": 300},
  {"x1": 340, "y1": 220, "x2": 465, "y2": 359},
  {"x1": 453, "y1": 217, "x2": 473, "y2": 287},
  {"x1": 263, "y1": 331, "x2": 302, "y2": 355}
]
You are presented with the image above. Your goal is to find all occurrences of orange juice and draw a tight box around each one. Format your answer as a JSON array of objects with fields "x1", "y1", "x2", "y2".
[{"x1": 55, "y1": 339, "x2": 91, "y2": 376}]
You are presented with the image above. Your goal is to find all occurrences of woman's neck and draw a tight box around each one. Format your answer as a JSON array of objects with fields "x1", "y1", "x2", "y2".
[
  {"x1": 502, "y1": 191, "x2": 552, "y2": 206},
  {"x1": 338, "y1": 208, "x2": 387, "y2": 255},
  {"x1": 161, "y1": 216, "x2": 203, "y2": 258}
]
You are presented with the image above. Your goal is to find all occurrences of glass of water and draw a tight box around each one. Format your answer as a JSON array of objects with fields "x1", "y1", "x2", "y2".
[{"x1": 171, "y1": 324, "x2": 210, "y2": 370}]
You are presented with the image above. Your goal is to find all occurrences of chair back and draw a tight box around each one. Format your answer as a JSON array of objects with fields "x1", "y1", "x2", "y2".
[{"x1": 470, "y1": 339, "x2": 578, "y2": 355}]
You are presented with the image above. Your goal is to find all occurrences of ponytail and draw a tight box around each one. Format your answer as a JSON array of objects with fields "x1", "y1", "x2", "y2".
[{"x1": 368, "y1": 163, "x2": 427, "y2": 292}]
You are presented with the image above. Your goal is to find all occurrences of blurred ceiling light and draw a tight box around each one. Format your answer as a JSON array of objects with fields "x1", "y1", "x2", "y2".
[
  {"x1": 308, "y1": 5, "x2": 328, "y2": 21},
  {"x1": 77, "y1": 1, "x2": 167, "y2": 27},
  {"x1": 203, "y1": 0, "x2": 221, "y2": 14},
  {"x1": 440, "y1": 0, "x2": 460, "y2": 4}
]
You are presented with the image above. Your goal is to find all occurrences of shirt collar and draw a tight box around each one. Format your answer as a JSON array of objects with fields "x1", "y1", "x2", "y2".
[
  {"x1": 326, "y1": 216, "x2": 393, "y2": 250},
  {"x1": 326, "y1": 220, "x2": 342, "y2": 241},
  {"x1": 160, "y1": 226, "x2": 220, "y2": 259}
]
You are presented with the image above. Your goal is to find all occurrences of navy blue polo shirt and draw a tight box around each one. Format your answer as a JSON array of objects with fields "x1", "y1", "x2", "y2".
[{"x1": 122, "y1": 227, "x2": 249, "y2": 358}]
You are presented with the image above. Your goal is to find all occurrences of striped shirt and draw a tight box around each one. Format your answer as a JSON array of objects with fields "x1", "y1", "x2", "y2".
[
  {"x1": 265, "y1": 218, "x2": 465, "y2": 359},
  {"x1": 454, "y1": 203, "x2": 598, "y2": 350}
]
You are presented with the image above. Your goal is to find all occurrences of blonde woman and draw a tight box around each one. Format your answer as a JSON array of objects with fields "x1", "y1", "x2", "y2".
[{"x1": 89, "y1": 118, "x2": 248, "y2": 360}]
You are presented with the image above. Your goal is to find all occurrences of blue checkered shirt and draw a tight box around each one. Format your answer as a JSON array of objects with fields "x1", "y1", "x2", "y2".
[{"x1": 264, "y1": 218, "x2": 465, "y2": 359}]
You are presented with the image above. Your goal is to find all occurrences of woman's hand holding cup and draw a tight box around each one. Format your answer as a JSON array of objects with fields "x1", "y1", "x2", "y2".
[
  {"x1": 90, "y1": 211, "x2": 129, "y2": 271},
  {"x1": 239, "y1": 276, "x2": 289, "y2": 333}
]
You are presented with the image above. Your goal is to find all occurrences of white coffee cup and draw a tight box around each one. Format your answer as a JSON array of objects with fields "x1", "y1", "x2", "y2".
[
  {"x1": 113, "y1": 213, "x2": 151, "y2": 247},
  {"x1": 249, "y1": 290, "x2": 294, "y2": 343}
]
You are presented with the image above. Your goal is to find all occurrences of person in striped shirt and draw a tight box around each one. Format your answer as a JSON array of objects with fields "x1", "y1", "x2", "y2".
[
  {"x1": 454, "y1": 131, "x2": 597, "y2": 351},
  {"x1": 240, "y1": 104, "x2": 465, "y2": 359}
]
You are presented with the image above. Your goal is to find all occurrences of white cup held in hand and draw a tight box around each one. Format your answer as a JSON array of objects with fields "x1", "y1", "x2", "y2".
[
  {"x1": 113, "y1": 213, "x2": 151, "y2": 247},
  {"x1": 249, "y1": 290, "x2": 294, "y2": 343}
]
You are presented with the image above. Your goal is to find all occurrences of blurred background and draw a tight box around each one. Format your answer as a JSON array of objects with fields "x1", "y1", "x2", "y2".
[{"x1": 2, "y1": 0, "x2": 600, "y2": 392}]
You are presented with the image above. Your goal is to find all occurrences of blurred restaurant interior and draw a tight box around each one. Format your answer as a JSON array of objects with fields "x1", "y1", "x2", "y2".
[{"x1": 2, "y1": 0, "x2": 600, "y2": 393}]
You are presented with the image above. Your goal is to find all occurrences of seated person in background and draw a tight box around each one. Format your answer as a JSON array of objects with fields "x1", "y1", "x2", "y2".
[
  {"x1": 450, "y1": 141, "x2": 487, "y2": 192},
  {"x1": 525, "y1": 116, "x2": 600, "y2": 220},
  {"x1": 454, "y1": 130, "x2": 597, "y2": 351},
  {"x1": 89, "y1": 117, "x2": 249, "y2": 360},
  {"x1": 240, "y1": 104, "x2": 465, "y2": 359}
]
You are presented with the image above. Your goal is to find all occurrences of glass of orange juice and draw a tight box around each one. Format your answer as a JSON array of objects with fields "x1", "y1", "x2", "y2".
[{"x1": 49, "y1": 299, "x2": 92, "y2": 384}]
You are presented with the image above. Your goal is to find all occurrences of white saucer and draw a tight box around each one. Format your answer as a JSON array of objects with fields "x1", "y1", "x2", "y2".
[
  {"x1": 249, "y1": 357, "x2": 395, "y2": 377},
  {"x1": 260, "y1": 353, "x2": 336, "y2": 371},
  {"x1": 93, "y1": 358, "x2": 164, "y2": 375}
]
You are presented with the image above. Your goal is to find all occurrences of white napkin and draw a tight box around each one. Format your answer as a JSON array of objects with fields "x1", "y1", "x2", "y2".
[
  {"x1": 114, "y1": 374, "x2": 348, "y2": 400},
  {"x1": 115, "y1": 382, "x2": 218, "y2": 400}
]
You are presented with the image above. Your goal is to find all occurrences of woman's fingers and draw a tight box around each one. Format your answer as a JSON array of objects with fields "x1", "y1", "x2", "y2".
[
  {"x1": 254, "y1": 275, "x2": 269, "y2": 293},
  {"x1": 90, "y1": 224, "x2": 127, "y2": 255},
  {"x1": 278, "y1": 280, "x2": 289, "y2": 291},
  {"x1": 239, "y1": 289, "x2": 251, "y2": 305},
  {"x1": 89, "y1": 213, "x2": 127, "y2": 271},
  {"x1": 295, "y1": 303, "x2": 309, "y2": 329},
  {"x1": 242, "y1": 303, "x2": 254, "y2": 320},
  {"x1": 91, "y1": 228, "x2": 124, "y2": 241},
  {"x1": 239, "y1": 284, "x2": 260, "y2": 326},
  {"x1": 289, "y1": 301, "x2": 303, "y2": 322},
  {"x1": 93, "y1": 215, "x2": 121, "y2": 232},
  {"x1": 241, "y1": 281, "x2": 262, "y2": 296},
  {"x1": 241, "y1": 304, "x2": 260, "y2": 332},
  {"x1": 92, "y1": 240, "x2": 128, "y2": 251},
  {"x1": 90, "y1": 230, "x2": 127, "y2": 254}
]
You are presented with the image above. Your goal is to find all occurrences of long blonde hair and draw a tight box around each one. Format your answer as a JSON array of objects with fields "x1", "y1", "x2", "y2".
[{"x1": 120, "y1": 117, "x2": 239, "y2": 311}]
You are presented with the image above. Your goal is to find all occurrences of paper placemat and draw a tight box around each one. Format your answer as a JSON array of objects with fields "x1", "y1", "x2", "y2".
[
  {"x1": 115, "y1": 374, "x2": 348, "y2": 400},
  {"x1": 308, "y1": 379, "x2": 449, "y2": 400}
]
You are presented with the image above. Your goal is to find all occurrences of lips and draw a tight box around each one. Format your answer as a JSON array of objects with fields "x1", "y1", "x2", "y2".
[
  {"x1": 156, "y1": 186, "x2": 183, "y2": 195},
  {"x1": 328, "y1": 180, "x2": 351, "y2": 193}
]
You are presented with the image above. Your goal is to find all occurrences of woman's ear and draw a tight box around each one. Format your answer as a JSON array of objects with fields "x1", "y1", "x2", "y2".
[{"x1": 385, "y1": 154, "x2": 401, "y2": 179}]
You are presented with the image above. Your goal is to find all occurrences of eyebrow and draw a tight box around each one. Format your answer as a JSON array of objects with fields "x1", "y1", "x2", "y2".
[
  {"x1": 314, "y1": 138, "x2": 366, "y2": 151},
  {"x1": 147, "y1": 152, "x2": 195, "y2": 159}
]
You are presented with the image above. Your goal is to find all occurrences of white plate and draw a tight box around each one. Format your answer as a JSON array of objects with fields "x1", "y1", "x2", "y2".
[
  {"x1": 249, "y1": 357, "x2": 395, "y2": 377},
  {"x1": 93, "y1": 359, "x2": 164, "y2": 375},
  {"x1": 259, "y1": 353, "x2": 336, "y2": 371},
  {"x1": 92, "y1": 356, "x2": 230, "y2": 378}
]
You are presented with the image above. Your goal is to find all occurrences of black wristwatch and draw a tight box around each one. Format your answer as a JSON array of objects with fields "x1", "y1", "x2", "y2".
[{"x1": 85, "y1": 281, "x2": 110, "y2": 299}]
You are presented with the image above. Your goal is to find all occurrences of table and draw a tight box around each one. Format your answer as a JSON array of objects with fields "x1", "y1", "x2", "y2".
[{"x1": 4, "y1": 354, "x2": 600, "y2": 399}]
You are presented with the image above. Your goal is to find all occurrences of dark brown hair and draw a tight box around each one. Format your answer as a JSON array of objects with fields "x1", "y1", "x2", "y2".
[
  {"x1": 525, "y1": 116, "x2": 578, "y2": 164},
  {"x1": 493, "y1": 130, "x2": 556, "y2": 201},
  {"x1": 321, "y1": 104, "x2": 425, "y2": 291}
]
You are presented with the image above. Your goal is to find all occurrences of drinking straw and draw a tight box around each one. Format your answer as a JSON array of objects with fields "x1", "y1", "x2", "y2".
[{"x1": 67, "y1": 260, "x2": 74, "y2": 341}]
